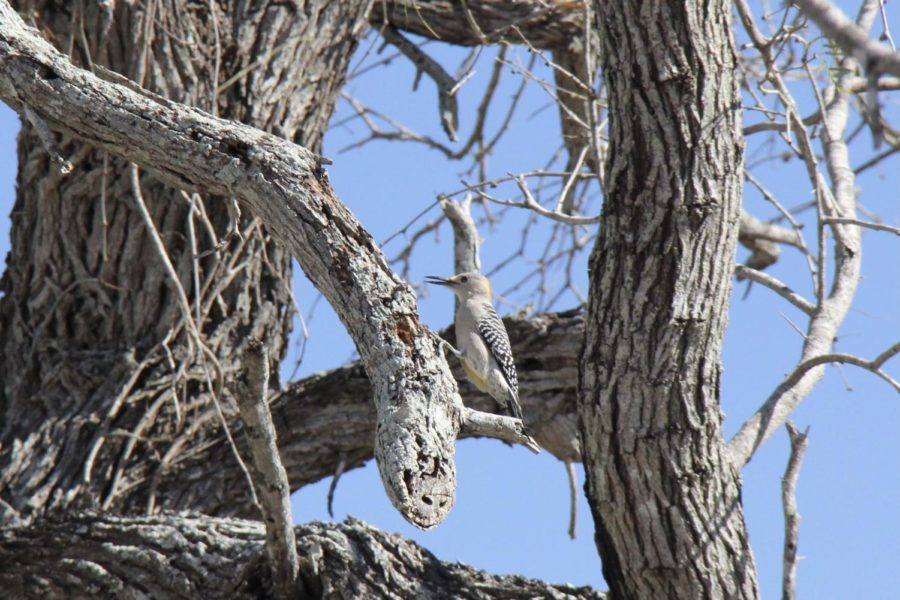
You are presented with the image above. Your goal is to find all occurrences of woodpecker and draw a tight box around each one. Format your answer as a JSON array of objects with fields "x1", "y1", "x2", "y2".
[{"x1": 425, "y1": 271, "x2": 524, "y2": 423}]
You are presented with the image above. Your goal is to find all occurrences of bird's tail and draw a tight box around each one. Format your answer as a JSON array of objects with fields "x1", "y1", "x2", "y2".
[
  {"x1": 507, "y1": 398, "x2": 524, "y2": 422},
  {"x1": 507, "y1": 394, "x2": 539, "y2": 452},
  {"x1": 507, "y1": 395, "x2": 529, "y2": 435}
]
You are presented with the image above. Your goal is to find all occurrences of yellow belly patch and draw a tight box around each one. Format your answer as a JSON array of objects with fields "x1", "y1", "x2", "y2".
[{"x1": 461, "y1": 359, "x2": 490, "y2": 393}]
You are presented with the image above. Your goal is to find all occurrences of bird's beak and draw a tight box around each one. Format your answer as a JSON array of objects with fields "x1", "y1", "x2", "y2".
[{"x1": 425, "y1": 275, "x2": 456, "y2": 287}]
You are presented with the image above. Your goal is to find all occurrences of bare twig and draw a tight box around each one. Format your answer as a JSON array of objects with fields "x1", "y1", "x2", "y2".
[
  {"x1": 326, "y1": 453, "x2": 347, "y2": 519},
  {"x1": 234, "y1": 339, "x2": 299, "y2": 599},
  {"x1": 565, "y1": 460, "x2": 577, "y2": 539},
  {"x1": 734, "y1": 265, "x2": 816, "y2": 316},
  {"x1": 125, "y1": 166, "x2": 257, "y2": 512},
  {"x1": 460, "y1": 175, "x2": 602, "y2": 225},
  {"x1": 781, "y1": 423, "x2": 809, "y2": 600},
  {"x1": 460, "y1": 407, "x2": 541, "y2": 454},
  {"x1": 793, "y1": 0, "x2": 900, "y2": 77},
  {"x1": 823, "y1": 216, "x2": 900, "y2": 236},
  {"x1": 877, "y1": 0, "x2": 896, "y2": 49},
  {"x1": 22, "y1": 105, "x2": 72, "y2": 173},
  {"x1": 440, "y1": 195, "x2": 481, "y2": 274},
  {"x1": 381, "y1": 26, "x2": 459, "y2": 141}
]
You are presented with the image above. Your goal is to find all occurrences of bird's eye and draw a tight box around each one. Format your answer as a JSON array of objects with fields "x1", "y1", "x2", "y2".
[{"x1": 460, "y1": 276, "x2": 468, "y2": 283}]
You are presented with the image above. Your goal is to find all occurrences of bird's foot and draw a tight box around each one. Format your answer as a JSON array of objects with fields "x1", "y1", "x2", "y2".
[{"x1": 438, "y1": 338, "x2": 463, "y2": 359}]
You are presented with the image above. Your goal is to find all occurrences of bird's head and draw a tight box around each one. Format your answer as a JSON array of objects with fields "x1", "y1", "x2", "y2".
[{"x1": 425, "y1": 271, "x2": 492, "y2": 300}]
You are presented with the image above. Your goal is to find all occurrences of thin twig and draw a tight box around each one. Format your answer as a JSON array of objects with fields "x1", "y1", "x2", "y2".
[
  {"x1": 823, "y1": 216, "x2": 900, "y2": 236},
  {"x1": 461, "y1": 175, "x2": 601, "y2": 225},
  {"x1": 22, "y1": 106, "x2": 72, "y2": 173},
  {"x1": 381, "y1": 26, "x2": 459, "y2": 141},
  {"x1": 234, "y1": 339, "x2": 299, "y2": 599},
  {"x1": 565, "y1": 460, "x2": 577, "y2": 539},
  {"x1": 735, "y1": 265, "x2": 816, "y2": 315},
  {"x1": 460, "y1": 407, "x2": 541, "y2": 453},
  {"x1": 127, "y1": 165, "x2": 258, "y2": 508},
  {"x1": 326, "y1": 453, "x2": 347, "y2": 519},
  {"x1": 781, "y1": 422, "x2": 809, "y2": 600}
]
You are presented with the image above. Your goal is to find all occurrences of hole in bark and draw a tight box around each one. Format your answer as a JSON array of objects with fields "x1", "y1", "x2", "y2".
[
  {"x1": 403, "y1": 469, "x2": 414, "y2": 494},
  {"x1": 38, "y1": 65, "x2": 60, "y2": 81},
  {"x1": 422, "y1": 495, "x2": 433, "y2": 506}
]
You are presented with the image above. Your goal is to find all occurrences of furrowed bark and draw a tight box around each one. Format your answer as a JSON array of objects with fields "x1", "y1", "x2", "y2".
[
  {"x1": 371, "y1": 0, "x2": 584, "y2": 48},
  {"x1": 578, "y1": 1, "x2": 759, "y2": 598},
  {"x1": 0, "y1": 1, "x2": 462, "y2": 530},
  {"x1": 0, "y1": 513, "x2": 606, "y2": 599},
  {"x1": 0, "y1": 0, "x2": 370, "y2": 525}
]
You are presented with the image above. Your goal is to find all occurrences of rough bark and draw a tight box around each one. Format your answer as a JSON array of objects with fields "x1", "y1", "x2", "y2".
[
  {"x1": 578, "y1": 1, "x2": 758, "y2": 599},
  {"x1": 0, "y1": 0, "x2": 473, "y2": 530},
  {"x1": 0, "y1": 0, "x2": 606, "y2": 595},
  {"x1": 233, "y1": 340, "x2": 299, "y2": 598},
  {"x1": 0, "y1": 512, "x2": 605, "y2": 599},
  {"x1": 372, "y1": 0, "x2": 584, "y2": 48},
  {"x1": 185, "y1": 311, "x2": 582, "y2": 517},
  {"x1": 0, "y1": 0, "x2": 370, "y2": 525}
]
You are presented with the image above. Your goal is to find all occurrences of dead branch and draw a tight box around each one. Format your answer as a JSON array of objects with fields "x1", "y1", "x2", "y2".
[
  {"x1": 440, "y1": 194, "x2": 481, "y2": 273},
  {"x1": 233, "y1": 340, "x2": 299, "y2": 599},
  {"x1": 0, "y1": 2, "x2": 461, "y2": 529},
  {"x1": 565, "y1": 460, "x2": 577, "y2": 539},
  {"x1": 734, "y1": 265, "x2": 816, "y2": 316},
  {"x1": 781, "y1": 423, "x2": 809, "y2": 600},
  {"x1": 460, "y1": 408, "x2": 540, "y2": 453},
  {"x1": 381, "y1": 26, "x2": 459, "y2": 141}
]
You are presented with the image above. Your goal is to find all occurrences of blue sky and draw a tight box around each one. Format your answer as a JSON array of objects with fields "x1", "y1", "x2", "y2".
[{"x1": 1, "y1": 5, "x2": 899, "y2": 598}]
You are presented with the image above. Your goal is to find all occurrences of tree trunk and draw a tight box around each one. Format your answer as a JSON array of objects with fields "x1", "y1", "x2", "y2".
[
  {"x1": 578, "y1": 1, "x2": 758, "y2": 599},
  {"x1": 0, "y1": 0, "x2": 371, "y2": 525}
]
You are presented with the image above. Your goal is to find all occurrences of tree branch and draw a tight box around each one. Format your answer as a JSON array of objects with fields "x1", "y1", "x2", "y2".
[
  {"x1": 793, "y1": 0, "x2": 900, "y2": 77},
  {"x1": 734, "y1": 265, "x2": 816, "y2": 316},
  {"x1": 0, "y1": 512, "x2": 606, "y2": 599},
  {"x1": 175, "y1": 310, "x2": 583, "y2": 518},
  {"x1": 381, "y1": 26, "x2": 459, "y2": 141},
  {"x1": 0, "y1": 1, "x2": 460, "y2": 529},
  {"x1": 738, "y1": 210, "x2": 805, "y2": 271},
  {"x1": 460, "y1": 408, "x2": 541, "y2": 453},
  {"x1": 728, "y1": 0, "x2": 872, "y2": 468},
  {"x1": 370, "y1": 0, "x2": 585, "y2": 49},
  {"x1": 781, "y1": 423, "x2": 809, "y2": 600},
  {"x1": 233, "y1": 340, "x2": 299, "y2": 599},
  {"x1": 441, "y1": 195, "x2": 481, "y2": 274}
]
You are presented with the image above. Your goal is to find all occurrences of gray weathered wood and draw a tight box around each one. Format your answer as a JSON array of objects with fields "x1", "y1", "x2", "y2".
[
  {"x1": 233, "y1": 340, "x2": 299, "y2": 598},
  {"x1": 0, "y1": 1, "x2": 459, "y2": 530},
  {"x1": 0, "y1": 0, "x2": 364, "y2": 527},
  {"x1": 0, "y1": 512, "x2": 606, "y2": 599}
]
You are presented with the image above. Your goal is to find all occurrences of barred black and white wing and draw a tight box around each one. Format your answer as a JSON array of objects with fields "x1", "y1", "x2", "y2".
[{"x1": 476, "y1": 302, "x2": 519, "y2": 400}]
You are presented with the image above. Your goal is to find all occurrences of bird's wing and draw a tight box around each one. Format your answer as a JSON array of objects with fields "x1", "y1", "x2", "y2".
[{"x1": 476, "y1": 302, "x2": 518, "y2": 397}]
